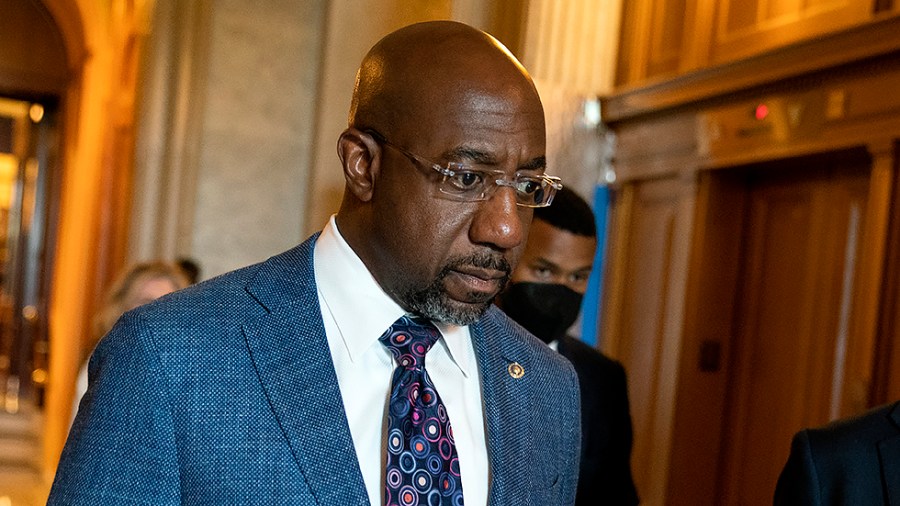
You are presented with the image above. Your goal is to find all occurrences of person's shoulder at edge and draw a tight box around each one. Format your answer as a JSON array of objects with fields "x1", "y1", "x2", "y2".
[
  {"x1": 801, "y1": 400, "x2": 900, "y2": 450},
  {"x1": 774, "y1": 400, "x2": 900, "y2": 505},
  {"x1": 112, "y1": 237, "x2": 319, "y2": 333},
  {"x1": 557, "y1": 335, "x2": 624, "y2": 373}
]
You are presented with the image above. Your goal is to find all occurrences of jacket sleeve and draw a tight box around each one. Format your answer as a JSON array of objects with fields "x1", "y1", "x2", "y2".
[
  {"x1": 47, "y1": 311, "x2": 182, "y2": 505},
  {"x1": 773, "y1": 430, "x2": 820, "y2": 506}
]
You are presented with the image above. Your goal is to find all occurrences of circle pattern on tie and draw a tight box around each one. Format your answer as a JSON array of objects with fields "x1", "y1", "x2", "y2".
[{"x1": 380, "y1": 315, "x2": 464, "y2": 506}]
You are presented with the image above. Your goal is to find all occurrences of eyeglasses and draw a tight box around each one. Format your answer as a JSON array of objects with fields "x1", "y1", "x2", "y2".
[{"x1": 369, "y1": 131, "x2": 562, "y2": 208}]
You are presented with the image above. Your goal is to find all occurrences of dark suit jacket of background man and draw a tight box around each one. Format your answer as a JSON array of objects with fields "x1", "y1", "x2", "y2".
[
  {"x1": 557, "y1": 335, "x2": 639, "y2": 505},
  {"x1": 49, "y1": 235, "x2": 581, "y2": 505},
  {"x1": 774, "y1": 400, "x2": 900, "y2": 505}
]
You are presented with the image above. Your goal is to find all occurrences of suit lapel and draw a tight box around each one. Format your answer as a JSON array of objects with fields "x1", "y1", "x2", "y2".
[
  {"x1": 242, "y1": 237, "x2": 369, "y2": 506},
  {"x1": 880, "y1": 402, "x2": 900, "y2": 506},
  {"x1": 472, "y1": 308, "x2": 532, "y2": 503}
]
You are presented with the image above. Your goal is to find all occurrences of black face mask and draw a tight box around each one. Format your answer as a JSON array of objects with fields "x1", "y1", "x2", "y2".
[{"x1": 496, "y1": 282, "x2": 583, "y2": 344}]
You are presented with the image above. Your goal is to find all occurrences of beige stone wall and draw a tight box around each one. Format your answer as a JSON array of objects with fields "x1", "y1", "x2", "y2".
[{"x1": 191, "y1": 0, "x2": 328, "y2": 277}]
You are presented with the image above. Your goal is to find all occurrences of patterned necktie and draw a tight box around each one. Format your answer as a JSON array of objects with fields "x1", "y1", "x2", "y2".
[{"x1": 379, "y1": 315, "x2": 464, "y2": 506}]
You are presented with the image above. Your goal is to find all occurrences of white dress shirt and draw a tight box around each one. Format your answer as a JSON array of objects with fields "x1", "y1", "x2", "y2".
[{"x1": 313, "y1": 216, "x2": 489, "y2": 506}]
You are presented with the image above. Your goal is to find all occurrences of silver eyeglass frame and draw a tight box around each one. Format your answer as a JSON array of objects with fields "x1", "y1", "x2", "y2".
[{"x1": 367, "y1": 130, "x2": 562, "y2": 208}]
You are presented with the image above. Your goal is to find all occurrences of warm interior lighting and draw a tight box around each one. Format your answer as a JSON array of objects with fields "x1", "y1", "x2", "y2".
[
  {"x1": 31, "y1": 368, "x2": 47, "y2": 385},
  {"x1": 0, "y1": 154, "x2": 17, "y2": 209},
  {"x1": 29, "y1": 104, "x2": 44, "y2": 123}
]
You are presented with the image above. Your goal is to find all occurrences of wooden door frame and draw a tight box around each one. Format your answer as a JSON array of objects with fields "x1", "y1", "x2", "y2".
[{"x1": 870, "y1": 141, "x2": 900, "y2": 405}]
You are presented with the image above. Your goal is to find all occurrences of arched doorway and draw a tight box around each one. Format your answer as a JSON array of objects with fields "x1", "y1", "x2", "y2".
[
  {"x1": 0, "y1": 1, "x2": 72, "y2": 501},
  {"x1": 0, "y1": 0, "x2": 68, "y2": 413}
]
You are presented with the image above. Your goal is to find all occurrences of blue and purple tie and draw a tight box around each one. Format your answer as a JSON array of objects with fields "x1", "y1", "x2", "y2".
[{"x1": 380, "y1": 315, "x2": 464, "y2": 506}]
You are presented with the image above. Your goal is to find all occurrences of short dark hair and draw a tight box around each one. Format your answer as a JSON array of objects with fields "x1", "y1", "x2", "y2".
[
  {"x1": 176, "y1": 257, "x2": 202, "y2": 284},
  {"x1": 533, "y1": 186, "x2": 596, "y2": 237}
]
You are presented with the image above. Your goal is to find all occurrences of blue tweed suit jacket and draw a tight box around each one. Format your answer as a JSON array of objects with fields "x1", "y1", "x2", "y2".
[{"x1": 49, "y1": 236, "x2": 581, "y2": 505}]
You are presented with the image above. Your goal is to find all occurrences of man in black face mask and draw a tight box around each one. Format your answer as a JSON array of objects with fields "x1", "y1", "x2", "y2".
[{"x1": 496, "y1": 186, "x2": 639, "y2": 505}]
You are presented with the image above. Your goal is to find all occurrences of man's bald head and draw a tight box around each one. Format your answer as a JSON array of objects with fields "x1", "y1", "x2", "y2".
[
  {"x1": 336, "y1": 21, "x2": 548, "y2": 325},
  {"x1": 348, "y1": 21, "x2": 542, "y2": 139}
]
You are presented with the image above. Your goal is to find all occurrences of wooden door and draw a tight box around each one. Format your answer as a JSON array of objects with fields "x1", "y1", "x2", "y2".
[
  {"x1": 602, "y1": 175, "x2": 697, "y2": 505},
  {"x1": 717, "y1": 158, "x2": 871, "y2": 505}
]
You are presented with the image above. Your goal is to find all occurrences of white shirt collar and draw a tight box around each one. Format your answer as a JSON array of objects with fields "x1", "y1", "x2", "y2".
[{"x1": 314, "y1": 215, "x2": 471, "y2": 376}]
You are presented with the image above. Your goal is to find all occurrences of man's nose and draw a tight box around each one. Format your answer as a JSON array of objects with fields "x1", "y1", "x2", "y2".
[{"x1": 469, "y1": 186, "x2": 527, "y2": 250}]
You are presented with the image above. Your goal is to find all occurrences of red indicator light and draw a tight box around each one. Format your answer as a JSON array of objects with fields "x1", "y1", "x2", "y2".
[{"x1": 755, "y1": 104, "x2": 769, "y2": 120}]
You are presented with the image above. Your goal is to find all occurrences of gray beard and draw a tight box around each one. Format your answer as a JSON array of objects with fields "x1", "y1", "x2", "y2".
[
  {"x1": 403, "y1": 282, "x2": 492, "y2": 325},
  {"x1": 399, "y1": 251, "x2": 511, "y2": 325}
]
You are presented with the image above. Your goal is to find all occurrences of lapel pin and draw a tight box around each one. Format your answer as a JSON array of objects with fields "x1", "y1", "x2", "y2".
[{"x1": 507, "y1": 362, "x2": 525, "y2": 379}]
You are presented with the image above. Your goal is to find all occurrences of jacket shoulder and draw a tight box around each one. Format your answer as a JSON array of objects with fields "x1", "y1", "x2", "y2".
[
  {"x1": 129, "y1": 236, "x2": 319, "y2": 327},
  {"x1": 805, "y1": 401, "x2": 900, "y2": 451},
  {"x1": 558, "y1": 336, "x2": 626, "y2": 384}
]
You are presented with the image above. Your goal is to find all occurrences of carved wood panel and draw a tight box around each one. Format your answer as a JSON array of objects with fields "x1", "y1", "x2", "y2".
[
  {"x1": 716, "y1": 158, "x2": 871, "y2": 505},
  {"x1": 603, "y1": 176, "x2": 696, "y2": 505},
  {"x1": 615, "y1": 0, "x2": 690, "y2": 85},
  {"x1": 709, "y1": 0, "x2": 873, "y2": 66}
]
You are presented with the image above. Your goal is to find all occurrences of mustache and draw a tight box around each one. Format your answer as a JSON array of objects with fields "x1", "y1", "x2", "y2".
[{"x1": 442, "y1": 251, "x2": 512, "y2": 278}]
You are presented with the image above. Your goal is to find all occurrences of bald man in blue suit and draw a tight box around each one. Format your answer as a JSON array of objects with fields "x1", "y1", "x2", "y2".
[{"x1": 49, "y1": 21, "x2": 580, "y2": 505}]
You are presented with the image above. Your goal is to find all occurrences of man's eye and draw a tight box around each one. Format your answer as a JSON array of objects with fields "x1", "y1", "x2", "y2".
[
  {"x1": 571, "y1": 272, "x2": 591, "y2": 284},
  {"x1": 516, "y1": 178, "x2": 542, "y2": 195},
  {"x1": 448, "y1": 171, "x2": 484, "y2": 191},
  {"x1": 533, "y1": 267, "x2": 553, "y2": 279}
]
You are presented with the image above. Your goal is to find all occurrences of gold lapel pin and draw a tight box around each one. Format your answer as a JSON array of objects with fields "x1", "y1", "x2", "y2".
[{"x1": 507, "y1": 362, "x2": 525, "y2": 379}]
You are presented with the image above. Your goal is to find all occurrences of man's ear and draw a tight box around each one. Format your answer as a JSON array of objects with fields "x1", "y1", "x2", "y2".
[{"x1": 337, "y1": 128, "x2": 381, "y2": 202}]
